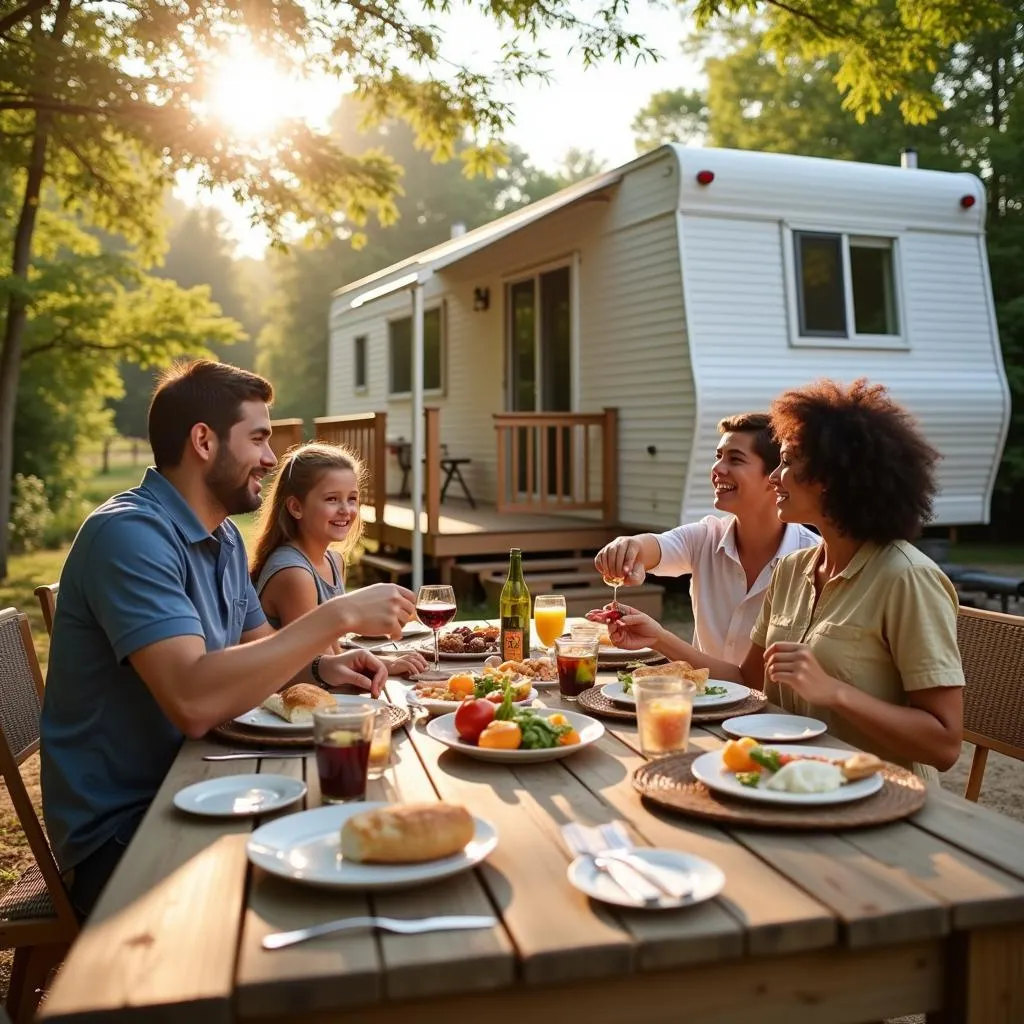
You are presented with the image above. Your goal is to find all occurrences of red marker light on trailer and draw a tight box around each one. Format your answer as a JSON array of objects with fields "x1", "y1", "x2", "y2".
[
  {"x1": 696, "y1": 170, "x2": 715, "y2": 186},
  {"x1": 960, "y1": 194, "x2": 976, "y2": 209}
]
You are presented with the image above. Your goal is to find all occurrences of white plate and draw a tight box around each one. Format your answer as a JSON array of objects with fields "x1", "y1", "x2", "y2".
[
  {"x1": 406, "y1": 685, "x2": 539, "y2": 718},
  {"x1": 597, "y1": 644, "x2": 656, "y2": 659},
  {"x1": 234, "y1": 693, "x2": 375, "y2": 733},
  {"x1": 694, "y1": 680, "x2": 751, "y2": 708},
  {"x1": 426, "y1": 707, "x2": 605, "y2": 763},
  {"x1": 415, "y1": 646, "x2": 500, "y2": 661},
  {"x1": 349, "y1": 621, "x2": 432, "y2": 642},
  {"x1": 246, "y1": 801, "x2": 497, "y2": 890},
  {"x1": 722, "y1": 714, "x2": 827, "y2": 742},
  {"x1": 601, "y1": 679, "x2": 748, "y2": 708},
  {"x1": 174, "y1": 774, "x2": 306, "y2": 817},
  {"x1": 690, "y1": 745, "x2": 884, "y2": 806},
  {"x1": 568, "y1": 849, "x2": 726, "y2": 910}
]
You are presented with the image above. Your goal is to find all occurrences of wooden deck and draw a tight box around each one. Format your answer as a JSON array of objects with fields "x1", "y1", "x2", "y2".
[{"x1": 361, "y1": 496, "x2": 621, "y2": 561}]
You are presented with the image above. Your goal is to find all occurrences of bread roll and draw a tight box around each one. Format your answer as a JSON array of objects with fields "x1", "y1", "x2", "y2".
[
  {"x1": 841, "y1": 752, "x2": 883, "y2": 781},
  {"x1": 340, "y1": 803, "x2": 475, "y2": 864},
  {"x1": 262, "y1": 683, "x2": 335, "y2": 724},
  {"x1": 632, "y1": 660, "x2": 711, "y2": 693}
]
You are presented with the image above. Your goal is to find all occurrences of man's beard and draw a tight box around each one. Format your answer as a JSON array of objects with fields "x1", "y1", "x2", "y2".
[{"x1": 206, "y1": 445, "x2": 261, "y2": 516}]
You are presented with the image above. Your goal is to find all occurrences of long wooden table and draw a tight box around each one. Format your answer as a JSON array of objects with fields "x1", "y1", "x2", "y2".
[{"x1": 41, "y1": 638, "x2": 1024, "y2": 1024}]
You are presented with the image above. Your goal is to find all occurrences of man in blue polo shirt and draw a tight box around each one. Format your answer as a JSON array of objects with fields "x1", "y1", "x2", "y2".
[{"x1": 41, "y1": 359, "x2": 416, "y2": 919}]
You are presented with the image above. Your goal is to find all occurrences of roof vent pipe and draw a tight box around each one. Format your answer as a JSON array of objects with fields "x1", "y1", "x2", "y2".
[
  {"x1": 900, "y1": 148, "x2": 918, "y2": 169},
  {"x1": 450, "y1": 221, "x2": 467, "y2": 238}
]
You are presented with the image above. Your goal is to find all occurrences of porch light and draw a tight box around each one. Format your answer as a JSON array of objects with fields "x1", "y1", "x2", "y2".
[
  {"x1": 696, "y1": 170, "x2": 715, "y2": 186},
  {"x1": 473, "y1": 287, "x2": 490, "y2": 312},
  {"x1": 960, "y1": 194, "x2": 976, "y2": 209}
]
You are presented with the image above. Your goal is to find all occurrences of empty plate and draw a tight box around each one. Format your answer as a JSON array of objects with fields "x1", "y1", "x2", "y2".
[
  {"x1": 721, "y1": 713, "x2": 827, "y2": 742},
  {"x1": 567, "y1": 849, "x2": 725, "y2": 910},
  {"x1": 174, "y1": 774, "x2": 306, "y2": 817}
]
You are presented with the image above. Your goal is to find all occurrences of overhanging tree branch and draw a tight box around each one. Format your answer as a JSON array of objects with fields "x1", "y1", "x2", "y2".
[{"x1": 0, "y1": 0, "x2": 52, "y2": 37}]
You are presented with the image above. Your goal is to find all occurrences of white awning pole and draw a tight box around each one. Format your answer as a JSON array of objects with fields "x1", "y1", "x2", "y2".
[{"x1": 411, "y1": 283, "x2": 425, "y2": 591}]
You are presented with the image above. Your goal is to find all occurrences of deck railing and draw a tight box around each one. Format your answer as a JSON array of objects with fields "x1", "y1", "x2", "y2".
[
  {"x1": 268, "y1": 418, "x2": 304, "y2": 461},
  {"x1": 493, "y1": 408, "x2": 618, "y2": 522},
  {"x1": 314, "y1": 412, "x2": 389, "y2": 524}
]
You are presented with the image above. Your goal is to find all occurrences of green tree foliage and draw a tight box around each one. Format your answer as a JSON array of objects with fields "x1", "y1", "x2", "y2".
[{"x1": 634, "y1": 7, "x2": 1024, "y2": 521}]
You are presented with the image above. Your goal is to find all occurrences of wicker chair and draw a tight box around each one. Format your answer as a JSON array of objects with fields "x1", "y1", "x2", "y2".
[
  {"x1": 33, "y1": 584, "x2": 57, "y2": 637},
  {"x1": 0, "y1": 608, "x2": 78, "y2": 1022},
  {"x1": 957, "y1": 605, "x2": 1024, "y2": 802}
]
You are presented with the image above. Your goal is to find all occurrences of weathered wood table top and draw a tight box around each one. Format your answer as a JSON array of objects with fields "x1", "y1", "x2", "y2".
[{"x1": 41, "y1": 629, "x2": 1024, "y2": 1024}]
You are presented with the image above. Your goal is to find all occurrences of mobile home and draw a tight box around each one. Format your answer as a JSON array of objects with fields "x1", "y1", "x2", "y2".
[{"x1": 326, "y1": 144, "x2": 1009, "y2": 566}]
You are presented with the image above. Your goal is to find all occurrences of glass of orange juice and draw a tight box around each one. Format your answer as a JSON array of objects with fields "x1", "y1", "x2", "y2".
[
  {"x1": 533, "y1": 594, "x2": 567, "y2": 656},
  {"x1": 634, "y1": 676, "x2": 696, "y2": 758}
]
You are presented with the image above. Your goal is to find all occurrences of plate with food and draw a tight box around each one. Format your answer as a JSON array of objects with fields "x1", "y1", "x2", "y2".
[
  {"x1": 406, "y1": 670, "x2": 538, "y2": 717},
  {"x1": 427, "y1": 704, "x2": 604, "y2": 763},
  {"x1": 484, "y1": 655, "x2": 559, "y2": 686},
  {"x1": 691, "y1": 741, "x2": 885, "y2": 806},
  {"x1": 347, "y1": 621, "x2": 433, "y2": 642},
  {"x1": 606, "y1": 663, "x2": 747, "y2": 708},
  {"x1": 418, "y1": 624, "x2": 500, "y2": 660},
  {"x1": 234, "y1": 684, "x2": 375, "y2": 733},
  {"x1": 246, "y1": 801, "x2": 498, "y2": 890}
]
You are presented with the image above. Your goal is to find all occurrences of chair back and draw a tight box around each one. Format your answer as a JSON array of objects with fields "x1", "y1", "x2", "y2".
[
  {"x1": 0, "y1": 609, "x2": 44, "y2": 762},
  {"x1": 34, "y1": 583, "x2": 57, "y2": 637},
  {"x1": 957, "y1": 606, "x2": 1024, "y2": 803},
  {"x1": 0, "y1": 608, "x2": 78, "y2": 930}
]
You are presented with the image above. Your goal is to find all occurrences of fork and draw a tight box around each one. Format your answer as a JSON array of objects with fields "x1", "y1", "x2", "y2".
[
  {"x1": 262, "y1": 914, "x2": 497, "y2": 950},
  {"x1": 562, "y1": 822, "x2": 661, "y2": 906},
  {"x1": 595, "y1": 821, "x2": 692, "y2": 900}
]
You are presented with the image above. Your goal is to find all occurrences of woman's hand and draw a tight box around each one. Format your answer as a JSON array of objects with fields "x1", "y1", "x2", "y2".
[
  {"x1": 382, "y1": 651, "x2": 429, "y2": 678},
  {"x1": 320, "y1": 649, "x2": 388, "y2": 698},
  {"x1": 607, "y1": 604, "x2": 667, "y2": 651},
  {"x1": 764, "y1": 642, "x2": 843, "y2": 707}
]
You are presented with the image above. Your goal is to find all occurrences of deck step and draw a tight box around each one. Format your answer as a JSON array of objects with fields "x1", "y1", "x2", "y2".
[
  {"x1": 451, "y1": 556, "x2": 599, "y2": 598},
  {"x1": 359, "y1": 552, "x2": 413, "y2": 583},
  {"x1": 481, "y1": 570, "x2": 664, "y2": 620}
]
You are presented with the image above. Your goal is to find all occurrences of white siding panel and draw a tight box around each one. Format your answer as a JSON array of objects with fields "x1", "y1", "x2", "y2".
[{"x1": 680, "y1": 215, "x2": 1007, "y2": 526}]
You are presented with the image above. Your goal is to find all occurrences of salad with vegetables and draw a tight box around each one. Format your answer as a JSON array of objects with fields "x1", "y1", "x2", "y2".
[
  {"x1": 454, "y1": 682, "x2": 580, "y2": 751},
  {"x1": 414, "y1": 670, "x2": 532, "y2": 704},
  {"x1": 617, "y1": 669, "x2": 727, "y2": 698}
]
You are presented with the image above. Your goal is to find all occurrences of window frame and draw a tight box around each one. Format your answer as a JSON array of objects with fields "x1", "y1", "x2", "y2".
[
  {"x1": 783, "y1": 226, "x2": 908, "y2": 350},
  {"x1": 353, "y1": 334, "x2": 368, "y2": 393},
  {"x1": 386, "y1": 303, "x2": 446, "y2": 399}
]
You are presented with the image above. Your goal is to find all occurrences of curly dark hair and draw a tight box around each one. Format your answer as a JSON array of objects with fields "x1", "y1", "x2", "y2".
[{"x1": 770, "y1": 378, "x2": 940, "y2": 543}]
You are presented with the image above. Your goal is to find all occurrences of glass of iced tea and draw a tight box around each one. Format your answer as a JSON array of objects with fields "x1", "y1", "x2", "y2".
[
  {"x1": 313, "y1": 703, "x2": 376, "y2": 803},
  {"x1": 554, "y1": 636, "x2": 599, "y2": 702},
  {"x1": 633, "y1": 676, "x2": 696, "y2": 758}
]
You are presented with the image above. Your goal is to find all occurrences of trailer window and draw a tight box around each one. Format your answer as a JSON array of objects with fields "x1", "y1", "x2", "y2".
[
  {"x1": 791, "y1": 231, "x2": 901, "y2": 345},
  {"x1": 388, "y1": 307, "x2": 443, "y2": 396},
  {"x1": 354, "y1": 335, "x2": 368, "y2": 391}
]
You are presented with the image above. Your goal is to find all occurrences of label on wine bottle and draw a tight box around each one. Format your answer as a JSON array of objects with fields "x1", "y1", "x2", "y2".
[{"x1": 500, "y1": 619, "x2": 525, "y2": 662}]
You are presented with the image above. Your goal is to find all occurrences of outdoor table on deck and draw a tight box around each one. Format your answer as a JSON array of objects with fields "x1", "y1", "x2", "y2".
[{"x1": 41, "y1": 623, "x2": 1024, "y2": 1024}]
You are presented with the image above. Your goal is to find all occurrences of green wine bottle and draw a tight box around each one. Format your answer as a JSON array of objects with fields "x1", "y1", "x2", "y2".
[{"x1": 499, "y1": 548, "x2": 531, "y2": 662}]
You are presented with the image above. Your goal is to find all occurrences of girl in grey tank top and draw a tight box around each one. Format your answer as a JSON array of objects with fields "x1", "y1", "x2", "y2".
[{"x1": 249, "y1": 441, "x2": 426, "y2": 676}]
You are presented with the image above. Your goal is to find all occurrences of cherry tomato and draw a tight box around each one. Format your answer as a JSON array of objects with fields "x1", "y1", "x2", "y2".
[{"x1": 454, "y1": 697, "x2": 495, "y2": 743}]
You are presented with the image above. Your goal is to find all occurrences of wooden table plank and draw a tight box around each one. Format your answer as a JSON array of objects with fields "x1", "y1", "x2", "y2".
[
  {"x1": 41, "y1": 740, "x2": 252, "y2": 1024},
  {"x1": 563, "y1": 733, "x2": 839, "y2": 960},
  {"x1": 399, "y1": 700, "x2": 638, "y2": 986},
  {"x1": 255, "y1": 940, "x2": 945, "y2": 1024}
]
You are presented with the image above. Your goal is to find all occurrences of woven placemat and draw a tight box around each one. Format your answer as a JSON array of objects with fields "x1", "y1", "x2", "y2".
[
  {"x1": 211, "y1": 702, "x2": 410, "y2": 749},
  {"x1": 632, "y1": 751, "x2": 927, "y2": 830},
  {"x1": 577, "y1": 686, "x2": 637, "y2": 720}
]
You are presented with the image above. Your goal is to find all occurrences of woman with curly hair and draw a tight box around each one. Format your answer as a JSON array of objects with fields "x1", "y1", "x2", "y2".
[{"x1": 608, "y1": 379, "x2": 964, "y2": 776}]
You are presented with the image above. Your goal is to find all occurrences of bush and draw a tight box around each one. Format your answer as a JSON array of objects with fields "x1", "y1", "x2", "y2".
[{"x1": 9, "y1": 474, "x2": 55, "y2": 554}]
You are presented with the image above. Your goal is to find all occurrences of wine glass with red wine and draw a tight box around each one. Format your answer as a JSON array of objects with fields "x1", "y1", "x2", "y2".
[{"x1": 416, "y1": 584, "x2": 457, "y2": 671}]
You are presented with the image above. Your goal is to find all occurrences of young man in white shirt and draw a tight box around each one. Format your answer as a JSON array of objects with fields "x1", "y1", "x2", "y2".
[{"x1": 594, "y1": 413, "x2": 819, "y2": 664}]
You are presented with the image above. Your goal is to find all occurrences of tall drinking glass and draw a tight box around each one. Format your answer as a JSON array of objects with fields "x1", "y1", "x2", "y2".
[
  {"x1": 554, "y1": 636, "x2": 599, "y2": 702},
  {"x1": 533, "y1": 594, "x2": 567, "y2": 658},
  {"x1": 416, "y1": 584, "x2": 457, "y2": 671},
  {"x1": 634, "y1": 676, "x2": 696, "y2": 759},
  {"x1": 313, "y1": 703, "x2": 376, "y2": 803}
]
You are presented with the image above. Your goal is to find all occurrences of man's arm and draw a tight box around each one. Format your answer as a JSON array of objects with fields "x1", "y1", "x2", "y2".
[{"x1": 132, "y1": 585, "x2": 414, "y2": 738}]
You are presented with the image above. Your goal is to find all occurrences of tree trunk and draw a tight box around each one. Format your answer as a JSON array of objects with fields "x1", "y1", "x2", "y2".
[{"x1": 0, "y1": 0, "x2": 70, "y2": 580}]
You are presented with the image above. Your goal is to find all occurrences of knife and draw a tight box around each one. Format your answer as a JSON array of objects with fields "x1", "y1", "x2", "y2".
[
  {"x1": 203, "y1": 752, "x2": 308, "y2": 761},
  {"x1": 263, "y1": 914, "x2": 497, "y2": 950}
]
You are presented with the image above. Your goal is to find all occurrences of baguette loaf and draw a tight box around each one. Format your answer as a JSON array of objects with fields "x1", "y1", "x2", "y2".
[
  {"x1": 340, "y1": 803, "x2": 475, "y2": 864},
  {"x1": 262, "y1": 682, "x2": 335, "y2": 724}
]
